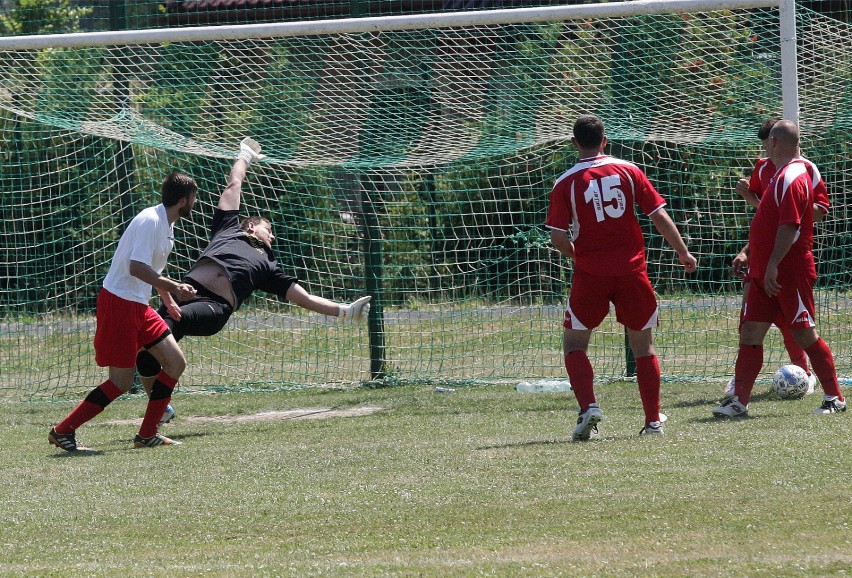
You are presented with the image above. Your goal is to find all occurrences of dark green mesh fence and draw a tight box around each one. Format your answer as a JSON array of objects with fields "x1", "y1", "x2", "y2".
[{"x1": 0, "y1": 3, "x2": 850, "y2": 400}]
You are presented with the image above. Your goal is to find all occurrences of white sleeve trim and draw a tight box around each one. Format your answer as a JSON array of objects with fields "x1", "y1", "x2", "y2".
[{"x1": 647, "y1": 202, "x2": 667, "y2": 217}]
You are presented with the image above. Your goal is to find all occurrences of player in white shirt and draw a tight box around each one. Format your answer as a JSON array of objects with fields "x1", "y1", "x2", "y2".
[{"x1": 49, "y1": 170, "x2": 198, "y2": 451}]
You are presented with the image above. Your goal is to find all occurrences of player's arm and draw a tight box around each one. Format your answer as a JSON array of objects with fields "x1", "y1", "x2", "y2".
[
  {"x1": 285, "y1": 284, "x2": 371, "y2": 323},
  {"x1": 735, "y1": 178, "x2": 760, "y2": 209},
  {"x1": 648, "y1": 208, "x2": 697, "y2": 272},
  {"x1": 549, "y1": 228, "x2": 575, "y2": 260},
  {"x1": 129, "y1": 260, "x2": 196, "y2": 301},
  {"x1": 732, "y1": 243, "x2": 749, "y2": 278},
  {"x1": 813, "y1": 204, "x2": 826, "y2": 224},
  {"x1": 763, "y1": 224, "x2": 797, "y2": 297},
  {"x1": 218, "y1": 138, "x2": 264, "y2": 211},
  {"x1": 156, "y1": 287, "x2": 183, "y2": 321},
  {"x1": 811, "y1": 167, "x2": 829, "y2": 224}
]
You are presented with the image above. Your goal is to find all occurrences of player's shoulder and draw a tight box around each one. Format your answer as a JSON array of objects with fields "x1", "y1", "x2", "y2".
[
  {"x1": 598, "y1": 156, "x2": 649, "y2": 180},
  {"x1": 212, "y1": 207, "x2": 241, "y2": 224},
  {"x1": 210, "y1": 207, "x2": 243, "y2": 236},
  {"x1": 138, "y1": 203, "x2": 161, "y2": 216},
  {"x1": 602, "y1": 155, "x2": 637, "y2": 167},
  {"x1": 584, "y1": 154, "x2": 638, "y2": 171},
  {"x1": 553, "y1": 155, "x2": 642, "y2": 189},
  {"x1": 214, "y1": 206, "x2": 239, "y2": 214},
  {"x1": 783, "y1": 159, "x2": 810, "y2": 176},
  {"x1": 132, "y1": 204, "x2": 165, "y2": 226},
  {"x1": 797, "y1": 155, "x2": 823, "y2": 177},
  {"x1": 798, "y1": 155, "x2": 817, "y2": 167},
  {"x1": 752, "y1": 156, "x2": 772, "y2": 176},
  {"x1": 775, "y1": 159, "x2": 811, "y2": 191}
]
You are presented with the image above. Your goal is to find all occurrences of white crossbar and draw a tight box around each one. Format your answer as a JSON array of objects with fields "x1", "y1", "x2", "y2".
[{"x1": 0, "y1": 0, "x2": 780, "y2": 50}]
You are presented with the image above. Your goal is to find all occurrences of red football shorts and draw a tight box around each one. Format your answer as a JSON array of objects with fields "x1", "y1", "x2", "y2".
[
  {"x1": 564, "y1": 270, "x2": 659, "y2": 331},
  {"x1": 94, "y1": 288, "x2": 171, "y2": 368},
  {"x1": 737, "y1": 279, "x2": 793, "y2": 331},
  {"x1": 742, "y1": 276, "x2": 816, "y2": 330}
]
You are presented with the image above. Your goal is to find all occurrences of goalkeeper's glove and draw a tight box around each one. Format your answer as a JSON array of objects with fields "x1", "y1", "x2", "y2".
[
  {"x1": 236, "y1": 137, "x2": 265, "y2": 165},
  {"x1": 338, "y1": 296, "x2": 371, "y2": 323}
]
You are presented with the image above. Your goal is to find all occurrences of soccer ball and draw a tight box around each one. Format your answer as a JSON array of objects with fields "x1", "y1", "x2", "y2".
[{"x1": 772, "y1": 365, "x2": 809, "y2": 400}]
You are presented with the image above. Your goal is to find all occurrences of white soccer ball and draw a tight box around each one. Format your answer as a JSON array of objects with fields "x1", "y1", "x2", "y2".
[{"x1": 772, "y1": 365, "x2": 809, "y2": 400}]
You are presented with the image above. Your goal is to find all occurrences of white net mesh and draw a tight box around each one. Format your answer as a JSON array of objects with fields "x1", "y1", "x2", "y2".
[{"x1": 1, "y1": 4, "x2": 850, "y2": 400}]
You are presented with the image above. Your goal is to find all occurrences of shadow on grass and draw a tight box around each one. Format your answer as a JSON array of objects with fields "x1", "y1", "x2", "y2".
[
  {"x1": 48, "y1": 449, "x2": 105, "y2": 458},
  {"x1": 111, "y1": 430, "x2": 210, "y2": 445},
  {"x1": 476, "y1": 438, "x2": 569, "y2": 450},
  {"x1": 692, "y1": 415, "x2": 756, "y2": 424},
  {"x1": 668, "y1": 390, "x2": 776, "y2": 410}
]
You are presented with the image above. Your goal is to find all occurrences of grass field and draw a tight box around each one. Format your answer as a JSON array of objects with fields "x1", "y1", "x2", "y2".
[{"x1": 2, "y1": 381, "x2": 850, "y2": 577}]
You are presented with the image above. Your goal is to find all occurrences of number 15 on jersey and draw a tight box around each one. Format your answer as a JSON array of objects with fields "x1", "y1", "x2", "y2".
[{"x1": 584, "y1": 175, "x2": 627, "y2": 222}]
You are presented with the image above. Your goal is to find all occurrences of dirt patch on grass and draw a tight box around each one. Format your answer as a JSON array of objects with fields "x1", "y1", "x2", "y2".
[{"x1": 103, "y1": 405, "x2": 383, "y2": 427}]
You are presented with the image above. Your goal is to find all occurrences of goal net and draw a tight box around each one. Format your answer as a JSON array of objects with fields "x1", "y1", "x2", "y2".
[{"x1": 1, "y1": 1, "x2": 850, "y2": 400}]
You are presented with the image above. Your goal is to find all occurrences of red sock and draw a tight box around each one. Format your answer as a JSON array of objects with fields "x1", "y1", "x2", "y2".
[
  {"x1": 779, "y1": 323, "x2": 810, "y2": 375},
  {"x1": 564, "y1": 350, "x2": 595, "y2": 410},
  {"x1": 138, "y1": 371, "x2": 178, "y2": 438},
  {"x1": 805, "y1": 338, "x2": 842, "y2": 400},
  {"x1": 635, "y1": 355, "x2": 661, "y2": 425},
  {"x1": 734, "y1": 344, "x2": 763, "y2": 405},
  {"x1": 55, "y1": 380, "x2": 123, "y2": 434}
]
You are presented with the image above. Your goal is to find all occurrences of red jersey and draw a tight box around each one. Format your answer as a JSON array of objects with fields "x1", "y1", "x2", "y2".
[
  {"x1": 748, "y1": 157, "x2": 829, "y2": 214},
  {"x1": 748, "y1": 159, "x2": 816, "y2": 282},
  {"x1": 545, "y1": 155, "x2": 666, "y2": 276}
]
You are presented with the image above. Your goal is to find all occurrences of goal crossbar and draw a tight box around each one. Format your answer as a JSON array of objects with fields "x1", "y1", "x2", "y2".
[{"x1": 0, "y1": 0, "x2": 780, "y2": 50}]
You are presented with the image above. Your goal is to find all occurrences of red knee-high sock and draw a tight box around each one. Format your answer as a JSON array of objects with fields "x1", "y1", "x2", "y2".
[
  {"x1": 138, "y1": 370, "x2": 178, "y2": 438},
  {"x1": 805, "y1": 338, "x2": 843, "y2": 400},
  {"x1": 734, "y1": 344, "x2": 763, "y2": 405},
  {"x1": 565, "y1": 350, "x2": 595, "y2": 410},
  {"x1": 778, "y1": 323, "x2": 810, "y2": 375},
  {"x1": 55, "y1": 380, "x2": 123, "y2": 434},
  {"x1": 635, "y1": 355, "x2": 661, "y2": 425}
]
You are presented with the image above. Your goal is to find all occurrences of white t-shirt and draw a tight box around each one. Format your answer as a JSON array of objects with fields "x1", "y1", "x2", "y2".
[{"x1": 103, "y1": 204, "x2": 175, "y2": 305}]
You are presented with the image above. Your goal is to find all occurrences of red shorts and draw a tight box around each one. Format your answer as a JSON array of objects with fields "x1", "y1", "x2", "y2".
[
  {"x1": 564, "y1": 270, "x2": 659, "y2": 331},
  {"x1": 94, "y1": 288, "x2": 171, "y2": 368},
  {"x1": 738, "y1": 279, "x2": 792, "y2": 331},
  {"x1": 742, "y1": 276, "x2": 816, "y2": 330}
]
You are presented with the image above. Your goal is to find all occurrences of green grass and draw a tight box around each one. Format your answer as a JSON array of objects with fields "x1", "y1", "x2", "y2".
[{"x1": 2, "y1": 381, "x2": 850, "y2": 577}]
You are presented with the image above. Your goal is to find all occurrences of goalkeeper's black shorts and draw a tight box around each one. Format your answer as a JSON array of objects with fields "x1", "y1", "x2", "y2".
[{"x1": 157, "y1": 280, "x2": 234, "y2": 342}]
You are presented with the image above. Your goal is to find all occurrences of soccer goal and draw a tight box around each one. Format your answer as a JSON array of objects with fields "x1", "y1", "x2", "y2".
[{"x1": 0, "y1": 0, "x2": 849, "y2": 401}]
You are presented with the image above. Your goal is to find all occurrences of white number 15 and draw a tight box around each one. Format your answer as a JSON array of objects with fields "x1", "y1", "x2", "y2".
[{"x1": 583, "y1": 175, "x2": 626, "y2": 222}]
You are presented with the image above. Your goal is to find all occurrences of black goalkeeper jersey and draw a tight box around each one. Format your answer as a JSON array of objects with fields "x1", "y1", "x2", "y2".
[{"x1": 186, "y1": 209, "x2": 297, "y2": 310}]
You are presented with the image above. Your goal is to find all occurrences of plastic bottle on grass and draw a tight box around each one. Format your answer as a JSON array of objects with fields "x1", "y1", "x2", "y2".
[{"x1": 516, "y1": 379, "x2": 572, "y2": 393}]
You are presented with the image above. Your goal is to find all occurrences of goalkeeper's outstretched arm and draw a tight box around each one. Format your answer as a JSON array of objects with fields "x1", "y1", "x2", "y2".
[
  {"x1": 285, "y1": 284, "x2": 371, "y2": 323},
  {"x1": 219, "y1": 138, "x2": 264, "y2": 212}
]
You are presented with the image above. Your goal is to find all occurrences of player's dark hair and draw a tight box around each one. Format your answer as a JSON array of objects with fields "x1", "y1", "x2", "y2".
[
  {"x1": 757, "y1": 118, "x2": 779, "y2": 141},
  {"x1": 573, "y1": 114, "x2": 605, "y2": 149},
  {"x1": 161, "y1": 171, "x2": 197, "y2": 207},
  {"x1": 241, "y1": 216, "x2": 270, "y2": 232}
]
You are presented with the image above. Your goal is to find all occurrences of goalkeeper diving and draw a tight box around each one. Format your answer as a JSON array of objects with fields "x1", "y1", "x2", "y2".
[{"x1": 136, "y1": 138, "x2": 370, "y2": 418}]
